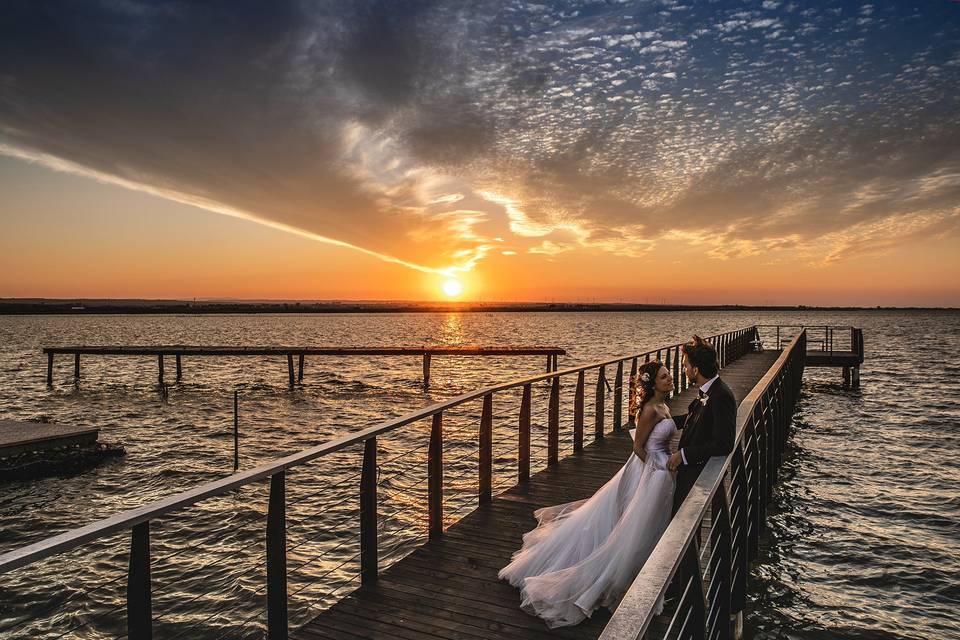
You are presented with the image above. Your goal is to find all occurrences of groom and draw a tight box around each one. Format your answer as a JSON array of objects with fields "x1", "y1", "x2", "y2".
[{"x1": 667, "y1": 335, "x2": 737, "y2": 515}]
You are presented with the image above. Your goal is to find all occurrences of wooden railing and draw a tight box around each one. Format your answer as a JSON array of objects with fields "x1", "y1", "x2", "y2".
[
  {"x1": 756, "y1": 324, "x2": 862, "y2": 360},
  {"x1": 1, "y1": 327, "x2": 759, "y2": 639},
  {"x1": 599, "y1": 330, "x2": 807, "y2": 640}
]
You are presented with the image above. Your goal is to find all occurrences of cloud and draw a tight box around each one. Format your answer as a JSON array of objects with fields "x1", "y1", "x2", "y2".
[{"x1": 1, "y1": 0, "x2": 958, "y2": 275}]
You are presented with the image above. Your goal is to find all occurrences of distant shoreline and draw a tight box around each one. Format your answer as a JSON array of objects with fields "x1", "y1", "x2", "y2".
[{"x1": 0, "y1": 299, "x2": 956, "y2": 314}]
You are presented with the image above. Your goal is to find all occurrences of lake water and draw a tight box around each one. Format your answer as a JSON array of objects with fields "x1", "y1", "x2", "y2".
[{"x1": 0, "y1": 311, "x2": 956, "y2": 639}]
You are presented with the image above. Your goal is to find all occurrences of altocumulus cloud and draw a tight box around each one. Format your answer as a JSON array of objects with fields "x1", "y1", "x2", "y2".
[{"x1": 1, "y1": 0, "x2": 958, "y2": 272}]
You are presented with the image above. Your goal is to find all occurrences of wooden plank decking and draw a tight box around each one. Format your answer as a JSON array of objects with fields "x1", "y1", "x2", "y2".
[{"x1": 294, "y1": 350, "x2": 782, "y2": 640}]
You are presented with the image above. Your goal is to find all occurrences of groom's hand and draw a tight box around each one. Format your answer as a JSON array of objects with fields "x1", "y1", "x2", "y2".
[
  {"x1": 634, "y1": 448, "x2": 647, "y2": 462},
  {"x1": 667, "y1": 452, "x2": 683, "y2": 471}
]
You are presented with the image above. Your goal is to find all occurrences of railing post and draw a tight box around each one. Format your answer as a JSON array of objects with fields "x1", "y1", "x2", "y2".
[
  {"x1": 674, "y1": 345, "x2": 681, "y2": 394},
  {"x1": 573, "y1": 372, "x2": 584, "y2": 453},
  {"x1": 710, "y1": 489, "x2": 732, "y2": 640},
  {"x1": 613, "y1": 361, "x2": 623, "y2": 428},
  {"x1": 548, "y1": 376, "x2": 560, "y2": 465},
  {"x1": 627, "y1": 358, "x2": 638, "y2": 427},
  {"x1": 360, "y1": 437, "x2": 378, "y2": 584},
  {"x1": 127, "y1": 521, "x2": 152, "y2": 640},
  {"x1": 517, "y1": 385, "x2": 532, "y2": 481},
  {"x1": 266, "y1": 470, "x2": 288, "y2": 639},
  {"x1": 681, "y1": 543, "x2": 707, "y2": 639},
  {"x1": 429, "y1": 412, "x2": 443, "y2": 537},
  {"x1": 730, "y1": 446, "x2": 749, "y2": 615},
  {"x1": 480, "y1": 393, "x2": 493, "y2": 501},
  {"x1": 664, "y1": 348, "x2": 672, "y2": 396},
  {"x1": 594, "y1": 365, "x2": 606, "y2": 440}
]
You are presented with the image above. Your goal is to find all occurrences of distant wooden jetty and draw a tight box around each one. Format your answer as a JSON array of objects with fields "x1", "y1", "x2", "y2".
[
  {"x1": 43, "y1": 345, "x2": 566, "y2": 388},
  {"x1": 1, "y1": 325, "x2": 862, "y2": 639}
]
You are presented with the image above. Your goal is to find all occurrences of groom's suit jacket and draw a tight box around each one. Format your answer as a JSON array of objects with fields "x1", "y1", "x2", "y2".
[{"x1": 671, "y1": 377, "x2": 737, "y2": 514}]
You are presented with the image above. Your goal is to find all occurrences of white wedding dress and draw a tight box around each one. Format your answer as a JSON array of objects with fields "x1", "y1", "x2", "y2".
[{"x1": 498, "y1": 417, "x2": 677, "y2": 628}]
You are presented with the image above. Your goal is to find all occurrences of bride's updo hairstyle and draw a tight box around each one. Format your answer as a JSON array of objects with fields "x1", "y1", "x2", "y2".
[{"x1": 631, "y1": 360, "x2": 663, "y2": 419}]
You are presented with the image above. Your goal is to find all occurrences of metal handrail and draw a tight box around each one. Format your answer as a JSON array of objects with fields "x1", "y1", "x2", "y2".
[
  {"x1": 598, "y1": 330, "x2": 807, "y2": 640},
  {"x1": 0, "y1": 326, "x2": 757, "y2": 575}
]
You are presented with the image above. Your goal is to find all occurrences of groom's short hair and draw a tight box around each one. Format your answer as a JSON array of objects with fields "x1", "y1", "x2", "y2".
[{"x1": 682, "y1": 335, "x2": 719, "y2": 378}]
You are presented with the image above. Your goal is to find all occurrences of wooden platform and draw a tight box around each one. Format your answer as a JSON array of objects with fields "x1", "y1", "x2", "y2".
[
  {"x1": 0, "y1": 420, "x2": 99, "y2": 458},
  {"x1": 294, "y1": 350, "x2": 782, "y2": 640}
]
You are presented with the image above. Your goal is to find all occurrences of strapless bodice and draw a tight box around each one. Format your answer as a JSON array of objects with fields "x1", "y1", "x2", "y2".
[{"x1": 645, "y1": 417, "x2": 677, "y2": 455}]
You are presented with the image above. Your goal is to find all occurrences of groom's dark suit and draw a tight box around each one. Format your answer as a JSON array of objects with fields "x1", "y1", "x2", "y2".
[{"x1": 671, "y1": 377, "x2": 737, "y2": 515}]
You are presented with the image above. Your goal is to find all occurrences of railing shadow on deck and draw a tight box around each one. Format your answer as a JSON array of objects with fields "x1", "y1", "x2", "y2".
[
  {"x1": 0, "y1": 327, "x2": 759, "y2": 638},
  {"x1": 600, "y1": 330, "x2": 807, "y2": 640}
]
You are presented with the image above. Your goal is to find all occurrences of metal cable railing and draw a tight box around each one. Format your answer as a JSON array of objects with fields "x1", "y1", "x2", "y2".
[{"x1": 0, "y1": 326, "x2": 759, "y2": 638}]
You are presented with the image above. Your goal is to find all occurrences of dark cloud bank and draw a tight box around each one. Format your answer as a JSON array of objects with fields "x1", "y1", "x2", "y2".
[{"x1": 1, "y1": 0, "x2": 958, "y2": 270}]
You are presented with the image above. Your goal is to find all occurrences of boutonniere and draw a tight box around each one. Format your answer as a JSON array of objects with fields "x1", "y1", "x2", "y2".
[{"x1": 699, "y1": 394, "x2": 709, "y2": 407}]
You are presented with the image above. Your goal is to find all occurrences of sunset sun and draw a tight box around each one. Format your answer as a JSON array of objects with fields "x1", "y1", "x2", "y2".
[{"x1": 442, "y1": 278, "x2": 463, "y2": 298}]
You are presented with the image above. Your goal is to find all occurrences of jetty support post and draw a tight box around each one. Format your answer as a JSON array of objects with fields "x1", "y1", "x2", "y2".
[
  {"x1": 127, "y1": 521, "x2": 152, "y2": 640},
  {"x1": 175, "y1": 355, "x2": 182, "y2": 383},
  {"x1": 428, "y1": 412, "x2": 443, "y2": 538},
  {"x1": 46, "y1": 352, "x2": 54, "y2": 387},
  {"x1": 479, "y1": 393, "x2": 493, "y2": 502},
  {"x1": 422, "y1": 353, "x2": 431, "y2": 389},
  {"x1": 266, "y1": 470, "x2": 288, "y2": 639},
  {"x1": 360, "y1": 436, "x2": 378, "y2": 584},
  {"x1": 157, "y1": 355, "x2": 163, "y2": 387},
  {"x1": 297, "y1": 354, "x2": 304, "y2": 383},
  {"x1": 842, "y1": 366, "x2": 851, "y2": 390},
  {"x1": 852, "y1": 366, "x2": 860, "y2": 389},
  {"x1": 74, "y1": 353, "x2": 81, "y2": 383},
  {"x1": 286, "y1": 354, "x2": 295, "y2": 389}
]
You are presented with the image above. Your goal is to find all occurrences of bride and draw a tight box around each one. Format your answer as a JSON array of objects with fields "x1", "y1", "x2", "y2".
[{"x1": 498, "y1": 360, "x2": 678, "y2": 628}]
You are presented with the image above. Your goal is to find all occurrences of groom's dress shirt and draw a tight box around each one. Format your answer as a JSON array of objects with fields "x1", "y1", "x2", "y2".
[{"x1": 680, "y1": 374, "x2": 719, "y2": 465}]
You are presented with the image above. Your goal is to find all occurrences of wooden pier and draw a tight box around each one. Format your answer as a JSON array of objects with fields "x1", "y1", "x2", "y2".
[
  {"x1": 0, "y1": 325, "x2": 838, "y2": 640},
  {"x1": 43, "y1": 345, "x2": 565, "y2": 389},
  {"x1": 294, "y1": 350, "x2": 781, "y2": 640}
]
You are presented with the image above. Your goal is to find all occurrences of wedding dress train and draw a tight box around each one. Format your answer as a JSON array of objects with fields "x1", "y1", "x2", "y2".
[{"x1": 498, "y1": 417, "x2": 677, "y2": 628}]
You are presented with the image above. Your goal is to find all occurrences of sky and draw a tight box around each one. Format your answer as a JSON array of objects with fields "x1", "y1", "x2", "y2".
[{"x1": 1, "y1": 1, "x2": 958, "y2": 306}]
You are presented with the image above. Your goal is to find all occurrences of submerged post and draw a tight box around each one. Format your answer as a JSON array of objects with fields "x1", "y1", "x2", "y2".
[
  {"x1": 297, "y1": 354, "x2": 304, "y2": 383},
  {"x1": 286, "y1": 354, "x2": 294, "y2": 388},
  {"x1": 74, "y1": 353, "x2": 81, "y2": 382},
  {"x1": 175, "y1": 355, "x2": 182, "y2": 382},
  {"x1": 46, "y1": 352, "x2": 54, "y2": 387},
  {"x1": 157, "y1": 355, "x2": 163, "y2": 387},
  {"x1": 422, "y1": 353, "x2": 431, "y2": 389},
  {"x1": 233, "y1": 390, "x2": 239, "y2": 471}
]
